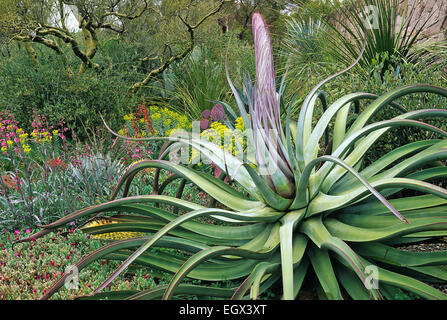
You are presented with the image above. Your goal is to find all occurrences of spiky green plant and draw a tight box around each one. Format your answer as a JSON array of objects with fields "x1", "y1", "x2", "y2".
[
  {"x1": 20, "y1": 13, "x2": 447, "y2": 300},
  {"x1": 325, "y1": 0, "x2": 445, "y2": 74}
]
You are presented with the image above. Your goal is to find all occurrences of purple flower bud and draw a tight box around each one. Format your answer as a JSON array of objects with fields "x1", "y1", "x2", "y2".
[
  {"x1": 210, "y1": 104, "x2": 225, "y2": 121},
  {"x1": 200, "y1": 118, "x2": 210, "y2": 130},
  {"x1": 201, "y1": 109, "x2": 211, "y2": 119}
]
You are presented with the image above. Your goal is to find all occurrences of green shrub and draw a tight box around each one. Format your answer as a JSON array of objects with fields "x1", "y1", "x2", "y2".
[{"x1": 0, "y1": 41, "x2": 146, "y2": 141}]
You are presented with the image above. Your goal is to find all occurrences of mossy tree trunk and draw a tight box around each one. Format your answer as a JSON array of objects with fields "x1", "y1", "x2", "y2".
[{"x1": 23, "y1": 41, "x2": 38, "y2": 65}]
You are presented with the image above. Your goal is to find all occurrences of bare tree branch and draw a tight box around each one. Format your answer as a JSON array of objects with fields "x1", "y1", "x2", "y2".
[{"x1": 129, "y1": 0, "x2": 231, "y2": 94}]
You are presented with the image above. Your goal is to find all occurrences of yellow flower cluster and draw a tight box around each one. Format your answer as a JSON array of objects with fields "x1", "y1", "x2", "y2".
[
  {"x1": 235, "y1": 116, "x2": 245, "y2": 131},
  {"x1": 121, "y1": 106, "x2": 191, "y2": 138},
  {"x1": 30, "y1": 130, "x2": 53, "y2": 143},
  {"x1": 149, "y1": 106, "x2": 191, "y2": 135},
  {"x1": 1, "y1": 128, "x2": 31, "y2": 154},
  {"x1": 81, "y1": 218, "x2": 145, "y2": 240},
  {"x1": 123, "y1": 113, "x2": 135, "y2": 121},
  {"x1": 191, "y1": 118, "x2": 247, "y2": 165}
]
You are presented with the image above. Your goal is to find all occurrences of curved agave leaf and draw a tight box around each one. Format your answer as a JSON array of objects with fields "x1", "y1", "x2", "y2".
[
  {"x1": 279, "y1": 209, "x2": 307, "y2": 299},
  {"x1": 346, "y1": 84, "x2": 447, "y2": 136},
  {"x1": 314, "y1": 117, "x2": 447, "y2": 194}
]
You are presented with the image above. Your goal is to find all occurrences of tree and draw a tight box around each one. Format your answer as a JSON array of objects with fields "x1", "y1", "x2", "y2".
[
  {"x1": 1, "y1": 0, "x2": 148, "y2": 74},
  {"x1": 128, "y1": 0, "x2": 231, "y2": 94}
]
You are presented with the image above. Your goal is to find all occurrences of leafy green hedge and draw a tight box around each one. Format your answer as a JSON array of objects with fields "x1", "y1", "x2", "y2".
[{"x1": 0, "y1": 40, "x2": 149, "y2": 141}]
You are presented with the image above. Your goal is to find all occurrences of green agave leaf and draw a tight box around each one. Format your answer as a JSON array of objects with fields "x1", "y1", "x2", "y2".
[
  {"x1": 379, "y1": 166, "x2": 447, "y2": 199},
  {"x1": 101, "y1": 123, "x2": 262, "y2": 201},
  {"x1": 296, "y1": 34, "x2": 366, "y2": 172},
  {"x1": 352, "y1": 242, "x2": 447, "y2": 267},
  {"x1": 305, "y1": 92, "x2": 395, "y2": 164},
  {"x1": 229, "y1": 261, "x2": 277, "y2": 299},
  {"x1": 300, "y1": 216, "x2": 381, "y2": 299},
  {"x1": 249, "y1": 262, "x2": 280, "y2": 300},
  {"x1": 126, "y1": 284, "x2": 236, "y2": 300},
  {"x1": 39, "y1": 236, "x2": 210, "y2": 299},
  {"x1": 297, "y1": 155, "x2": 406, "y2": 223},
  {"x1": 333, "y1": 262, "x2": 371, "y2": 300},
  {"x1": 279, "y1": 209, "x2": 307, "y2": 299},
  {"x1": 331, "y1": 139, "x2": 441, "y2": 194},
  {"x1": 332, "y1": 103, "x2": 352, "y2": 151},
  {"x1": 316, "y1": 116, "x2": 447, "y2": 194},
  {"x1": 339, "y1": 194, "x2": 447, "y2": 216},
  {"x1": 307, "y1": 244, "x2": 343, "y2": 300},
  {"x1": 17, "y1": 195, "x2": 208, "y2": 244},
  {"x1": 242, "y1": 163, "x2": 292, "y2": 211},
  {"x1": 113, "y1": 204, "x2": 267, "y2": 241},
  {"x1": 162, "y1": 245, "x2": 272, "y2": 299},
  {"x1": 133, "y1": 160, "x2": 263, "y2": 212},
  {"x1": 346, "y1": 84, "x2": 447, "y2": 137},
  {"x1": 309, "y1": 177, "x2": 447, "y2": 216},
  {"x1": 93, "y1": 206, "x2": 282, "y2": 295},
  {"x1": 338, "y1": 205, "x2": 447, "y2": 229},
  {"x1": 322, "y1": 109, "x2": 447, "y2": 192},
  {"x1": 292, "y1": 258, "x2": 310, "y2": 299},
  {"x1": 325, "y1": 216, "x2": 447, "y2": 242},
  {"x1": 359, "y1": 257, "x2": 447, "y2": 300},
  {"x1": 106, "y1": 249, "x2": 259, "y2": 282},
  {"x1": 408, "y1": 266, "x2": 447, "y2": 282}
]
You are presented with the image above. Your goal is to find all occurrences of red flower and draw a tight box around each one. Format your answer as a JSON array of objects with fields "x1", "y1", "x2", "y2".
[
  {"x1": 46, "y1": 157, "x2": 67, "y2": 171},
  {"x1": 50, "y1": 261, "x2": 55, "y2": 267}
]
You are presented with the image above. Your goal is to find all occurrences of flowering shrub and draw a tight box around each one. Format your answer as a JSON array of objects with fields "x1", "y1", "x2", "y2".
[
  {"x1": 0, "y1": 112, "x2": 31, "y2": 156},
  {"x1": 0, "y1": 112, "x2": 78, "y2": 230},
  {"x1": 117, "y1": 105, "x2": 191, "y2": 164}
]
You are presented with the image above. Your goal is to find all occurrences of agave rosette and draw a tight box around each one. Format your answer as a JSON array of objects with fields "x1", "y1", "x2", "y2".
[{"x1": 20, "y1": 13, "x2": 447, "y2": 300}]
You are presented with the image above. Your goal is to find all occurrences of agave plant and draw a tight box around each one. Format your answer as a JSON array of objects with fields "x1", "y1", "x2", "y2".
[
  {"x1": 325, "y1": 0, "x2": 445, "y2": 74},
  {"x1": 20, "y1": 13, "x2": 447, "y2": 300}
]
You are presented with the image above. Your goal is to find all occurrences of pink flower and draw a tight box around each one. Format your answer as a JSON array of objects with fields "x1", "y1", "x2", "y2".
[
  {"x1": 26, "y1": 228, "x2": 31, "y2": 234},
  {"x1": 13, "y1": 230, "x2": 19, "y2": 235}
]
